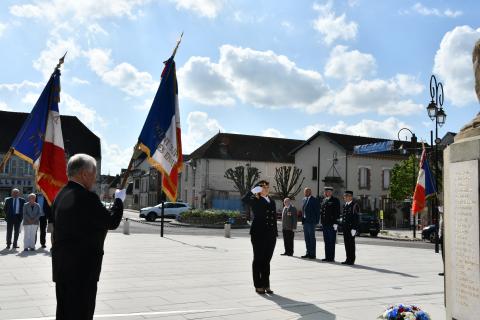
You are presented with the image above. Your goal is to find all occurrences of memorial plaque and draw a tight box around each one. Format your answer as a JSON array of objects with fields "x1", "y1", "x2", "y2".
[{"x1": 448, "y1": 159, "x2": 480, "y2": 319}]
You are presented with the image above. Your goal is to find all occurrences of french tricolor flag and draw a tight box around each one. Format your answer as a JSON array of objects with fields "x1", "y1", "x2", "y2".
[
  {"x1": 7, "y1": 67, "x2": 68, "y2": 205},
  {"x1": 412, "y1": 145, "x2": 436, "y2": 215}
]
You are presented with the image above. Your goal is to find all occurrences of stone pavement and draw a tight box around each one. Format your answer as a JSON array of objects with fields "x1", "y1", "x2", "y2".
[{"x1": 0, "y1": 227, "x2": 445, "y2": 319}]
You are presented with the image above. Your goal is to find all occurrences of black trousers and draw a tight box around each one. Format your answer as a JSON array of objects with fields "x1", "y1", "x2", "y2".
[
  {"x1": 6, "y1": 215, "x2": 22, "y2": 246},
  {"x1": 251, "y1": 234, "x2": 276, "y2": 289},
  {"x1": 322, "y1": 225, "x2": 336, "y2": 261},
  {"x1": 36, "y1": 216, "x2": 47, "y2": 246},
  {"x1": 282, "y1": 229, "x2": 294, "y2": 255},
  {"x1": 343, "y1": 229, "x2": 356, "y2": 264},
  {"x1": 56, "y1": 281, "x2": 98, "y2": 320}
]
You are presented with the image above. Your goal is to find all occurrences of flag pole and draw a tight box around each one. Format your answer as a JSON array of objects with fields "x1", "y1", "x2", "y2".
[{"x1": 119, "y1": 32, "x2": 183, "y2": 191}]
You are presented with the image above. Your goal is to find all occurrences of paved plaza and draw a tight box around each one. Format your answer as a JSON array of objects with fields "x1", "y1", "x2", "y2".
[{"x1": 0, "y1": 225, "x2": 445, "y2": 319}]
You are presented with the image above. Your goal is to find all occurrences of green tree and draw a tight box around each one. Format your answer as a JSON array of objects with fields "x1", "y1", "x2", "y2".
[
  {"x1": 224, "y1": 165, "x2": 261, "y2": 196},
  {"x1": 273, "y1": 166, "x2": 305, "y2": 200},
  {"x1": 389, "y1": 155, "x2": 418, "y2": 201}
]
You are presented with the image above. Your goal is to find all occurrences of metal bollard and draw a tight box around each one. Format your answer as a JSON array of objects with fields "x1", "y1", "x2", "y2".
[
  {"x1": 224, "y1": 222, "x2": 231, "y2": 238},
  {"x1": 123, "y1": 218, "x2": 130, "y2": 235}
]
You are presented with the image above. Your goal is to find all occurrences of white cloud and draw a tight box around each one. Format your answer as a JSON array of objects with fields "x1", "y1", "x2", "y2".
[
  {"x1": 61, "y1": 93, "x2": 107, "y2": 130},
  {"x1": 262, "y1": 128, "x2": 285, "y2": 138},
  {"x1": 172, "y1": 0, "x2": 224, "y2": 18},
  {"x1": 182, "y1": 111, "x2": 223, "y2": 153},
  {"x1": 84, "y1": 48, "x2": 157, "y2": 96},
  {"x1": 433, "y1": 25, "x2": 480, "y2": 107},
  {"x1": 331, "y1": 74, "x2": 424, "y2": 115},
  {"x1": 34, "y1": 38, "x2": 82, "y2": 79},
  {"x1": 312, "y1": 2, "x2": 358, "y2": 45},
  {"x1": 330, "y1": 117, "x2": 410, "y2": 139},
  {"x1": 88, "y1": 23, "x2": 109, "y2": 35},
  {"x1": 0, "y1": 101, "x2": 13, "y2": 111},
  {"x1": 100, "y1": 136, "x2": 132, "y2": 175},
  {"x1": 21, "y1": 92, "x2": 41, "y2": 106},
  {"x1": 0, "y1": 80, "x2": 43, "y2": 92},
  {"x1": 324, "y1": 45, "x2": 376, "y2": 81},
  {"x1": 10, "y1": 0, "x2": 150, "y2": 22},
  {"x1": 411, "y1": 3, "x2": 462, "y2": 18},
  {"x1": 72, "y1": 77, "x2": 90, "y2": 85},
  {"x1": 294, "y1": 124, "x2": 328, "y2": 139},
  {"x1": 0, "y1": 23, "x2": 7, "y2": 37},
  {"x1": 178, "y1": 45, "x2": 332, "y2": 112},
  {"x1": 281, "y1": 21, "x2": 294, "y2": 32}
]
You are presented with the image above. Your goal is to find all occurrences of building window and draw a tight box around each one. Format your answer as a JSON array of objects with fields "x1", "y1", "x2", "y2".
[
  {"x1": 358, "y1": 195, "x2": 370, "y2": 211},
  {"x1": 358, "y1": 167, "x2": 370, "y2": 190},
  {"x1": 382, "y1": 169, "x2": 391, "y2": 190},
  {"x1": 185, "y1": 166, "x2": 188, "y2": 182},
  {"x1": 134, "y1": 195, "x2": 139, "y2": 204},
  {"x1": 218, "y1": 191, "x2": 229, "y2": 199},
  {"x1": 312, "y1": 166, "x2": 318, "y2": 181},
  {"x1": 134, "y1": 179, "x2": 140, "y2": 190}
]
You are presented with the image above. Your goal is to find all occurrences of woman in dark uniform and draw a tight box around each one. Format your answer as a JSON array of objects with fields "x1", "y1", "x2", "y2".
[{"x1": 242, "y1": 180, "x2": 277, "y2": 294}]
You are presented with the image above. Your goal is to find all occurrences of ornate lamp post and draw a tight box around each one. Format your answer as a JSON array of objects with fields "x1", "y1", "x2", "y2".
[
  {"x1": 427, "y1": 75, "x2": 446, "y2": 253},
  {"x1": 397, "y1": 128, "x2": 418, "y2": 238}
]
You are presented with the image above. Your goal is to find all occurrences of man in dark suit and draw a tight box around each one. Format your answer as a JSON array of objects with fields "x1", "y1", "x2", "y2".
[
  {"x1": 35, "y1": 193, "x2": 51, "y2": 248},
  {"x1": 320, "y1": 186, "x2": 340, "y2": 262},
  {"x1": 5, "y1": 188, "x2": 25, "y2": 249},
  {"x1": 340, "y1": 191, "x2": 360, "y2": 265},
  {"x1": 301, "y1": 187, "x2": 320, "y2": 259},
  {"x1": 52, "y1": 154, "x2": 125, "y2": 319}
]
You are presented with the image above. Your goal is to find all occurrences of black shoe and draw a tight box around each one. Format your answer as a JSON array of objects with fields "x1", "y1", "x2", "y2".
[
  {"x1": 286, "y1": 253, "x2": 293, "y2": 256},
  {"x1": 301, "y1": 254, "x2": 310, "y2": 258},
  {"x1": 308, "y1": 256, "x2": 316, "y2": 259},
  {"x1": 265, "y1": 288, "x2": 274, "y2": 294},
  {"x1": 322, "y1": 258, "x2": 334, "y2": 262},
  {"x1": 41, "y1": 245, "x2": 47, "y2": 248},
  {"x1": 6, "y1": 245, "x2": 10, "y2": 249},
  {"x1": 438, "y1": 272, "x2": 444, "y2": 276},
  {"x1": 341, "y1": 261, "x2": 348, "y2": 264},
  {"x1": 24, "y1": 248, "x2": 28, "y2": 252},
  {"x1": 13, "y1": 245, "x2": 19, "y2": 249},
  {"x1": 280, "y1": 253, "x2": 288, "y2": 256},
  {"x1": 255, "y1": 288, "x2": 266, "y2": 294}
]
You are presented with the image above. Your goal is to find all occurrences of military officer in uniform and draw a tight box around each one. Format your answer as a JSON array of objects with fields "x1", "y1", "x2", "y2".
[
  {"x1": 320, "y1": 186, "x2": 340, "y2": 262},
  {"x1": 340, "y1": 191, "x2": 360, "y2": 265},
  {"x1": 242, "y1": 180, "x2": 277, "y2": 295}
]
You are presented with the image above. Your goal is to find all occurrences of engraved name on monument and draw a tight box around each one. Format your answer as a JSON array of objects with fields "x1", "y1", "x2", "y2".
[{"x1": 449, "y1": 160, "x2": 480, "y2": 319}]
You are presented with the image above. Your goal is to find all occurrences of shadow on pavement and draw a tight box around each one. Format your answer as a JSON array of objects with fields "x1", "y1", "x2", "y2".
[
  {"x1": 0, "y1": 248, "x2": 12, "y2": 255},
  {"x1": 263, "y1": 294, "x2": 336, "y2": 319},
  {"x1": 290, "y1": 256, "x2": 417, "y2": 278}
]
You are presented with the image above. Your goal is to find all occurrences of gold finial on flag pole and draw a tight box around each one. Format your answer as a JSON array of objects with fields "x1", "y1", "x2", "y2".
[
  {"x1": 171, "y1": 32, "x2": 183, "y2": 59},
  {"x1": 56, "y1": 52, "x2": 67, "y2": 71}
]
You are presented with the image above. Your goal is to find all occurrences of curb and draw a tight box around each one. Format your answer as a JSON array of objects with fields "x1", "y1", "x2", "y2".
[{"x1": 170, "y1": 220, "x2": 250, "y2": 229}]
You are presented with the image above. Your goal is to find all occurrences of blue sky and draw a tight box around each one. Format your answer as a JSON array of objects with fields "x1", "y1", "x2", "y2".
[{"x1": 0, "y1": 0, "x2": 479, "y2": 174}]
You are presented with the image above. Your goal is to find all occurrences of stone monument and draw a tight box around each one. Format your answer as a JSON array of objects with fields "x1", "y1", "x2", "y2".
[{"x1": 444, "y1": 39, "x2": 480, "y2": 320}]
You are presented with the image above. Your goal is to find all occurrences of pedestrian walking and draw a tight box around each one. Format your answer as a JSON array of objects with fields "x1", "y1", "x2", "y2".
[
  {"x1": 320, "y1": 186, "x2": 340, "y2": 262},
  {"x1": 52, "y1": 154, "x2": 125, "y2": 319},
  {"x1": 340, "y1": 191, "x2": 359, "y2": 265},
  {"x1": 4, "y1": 188, "x2": 25, "y2": 250},
  {"x1": 23, "y1": 193, "x2": 41, "y2": 251},
  {"x1": 301, "y1": 188, "x2": 320, "y2": 259},
  {"x1": 280, "y1": 198, "x2": 297, "y2": 256},
  {"x1": 242, "y1": 180, "x2": 277, "y2": 295}
]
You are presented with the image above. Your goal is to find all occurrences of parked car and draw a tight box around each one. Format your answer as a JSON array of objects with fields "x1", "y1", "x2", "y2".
[
  {"x1": 422, "y1": 225, "x2": 437, "y2": 243},
  {"x1": 140, "y1": 202, "x2": 190, "y2": 221},
  {"x1": 339, "y1": 212, "x2": 380, "y2": 237}
]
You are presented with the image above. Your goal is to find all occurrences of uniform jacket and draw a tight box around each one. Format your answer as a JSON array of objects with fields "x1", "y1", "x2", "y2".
[
  {"x1": 302, "y1": 196, "x2": 320, "y2": 224},
  {"x1": 22, "y1": 202, "x2": 41, "y2": 225},
  {"x1": 242, "y1": 191, "x2": 278, "y2": 237},
  {"x1": 340, "y1": 201, "x2": 360, "y2": 231},
  {"x1": 4, "y1": 197, "x2": 26, "y2": 221},
  {"x1": 281, "y1": 205, "x2": 297, "y2": 231},
  {"x1": 320, "y1": 196, "x2": 340, "y2": 226},
  {"x1": 51, "y1": 181, "x2": 123, "y2": 283}
]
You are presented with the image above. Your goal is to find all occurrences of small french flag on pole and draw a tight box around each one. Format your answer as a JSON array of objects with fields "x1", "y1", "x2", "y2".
[{"x1": 412, "y1": 145, "x2": 436, "y2": 215}]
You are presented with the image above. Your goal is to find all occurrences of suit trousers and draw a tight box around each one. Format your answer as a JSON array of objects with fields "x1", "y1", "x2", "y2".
[
  {"x1": 322, "y1": 225, "x2": 337, "y2": 261},
  {"x1": 56, "y1": 280, "x2": 98, "y2": 320},
  {"x1": 23, "y1": 225, "x2": 38, "y2": 249},
  {"x1": 282, "y1": 229, "x2": 294, "y2": 255},
  {"x1": 343, "y1": 229, "x2": 356, "y2": 263},
  {"x1": 36, "y1": 216, "x2": 47, "y2": 246},
  {"x1": 251, "y1": 234, "x2": 276, "y2": 289},
  {"x1": 6, "y1": 215, "x2": 22, "y2": 246},
  {"x1": 303, "y1": 223, "x2": 316, "y2": 257}
]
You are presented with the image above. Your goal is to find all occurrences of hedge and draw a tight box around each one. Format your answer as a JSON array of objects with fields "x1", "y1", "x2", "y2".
[{"x1": 178, "y1": 209, "x2": 248, "y2": 226}]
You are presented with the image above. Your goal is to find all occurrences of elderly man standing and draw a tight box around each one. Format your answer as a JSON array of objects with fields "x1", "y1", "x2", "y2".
[
  {"x1": 5, "y1": 188, "x2": 25, "y2": 250},
  {"x1": 52, "y1": 154, "x2": 125, "y2": 319},
  {"x1": 23, "y1": 193, "x2": 42, "y2": 251},
  {"x1": 280, "y1": 198, "x2": 297, "y2": 256},
  {"x1": 301, "y1": 188, "x2": 320, "y2": 259}
]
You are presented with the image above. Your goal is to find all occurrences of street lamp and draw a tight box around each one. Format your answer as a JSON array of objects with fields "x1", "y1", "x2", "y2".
[
  {"x1": 397, "y1": 128, "x2": 418, "y2": 238},
  {"x1": 426, "y1": 74, "x2": 446, "y2": 254}
]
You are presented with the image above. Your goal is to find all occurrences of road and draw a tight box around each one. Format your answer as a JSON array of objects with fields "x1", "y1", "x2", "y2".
[{"x1": 119, "y1": 210, "x2": 437, "y2": 250}]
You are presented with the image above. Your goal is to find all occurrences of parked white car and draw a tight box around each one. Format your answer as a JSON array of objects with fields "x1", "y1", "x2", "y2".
[{"x1": 139, "y1": 202, "x2": 190, "y2": 221}]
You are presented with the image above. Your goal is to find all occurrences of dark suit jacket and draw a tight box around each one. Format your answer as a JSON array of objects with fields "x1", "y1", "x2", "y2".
[
  {"x1": 341, "y1": 201, "x2": 360, "y2": 231},
  {"x1": 4, "y1": 197, "x2": 26, "y2": 221},
  {"x1": 51, "y1": 181, "x2": 123, "y2": 283},
  {"x1": 242, "y1": 191, "x2": 278, "y2": 237},
  {"x1": 302, "y1": 196, "x2": 320, "y2": 225},
  {"x1": 320, "y1": 196, "x2": 340, "y2": 226}
]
